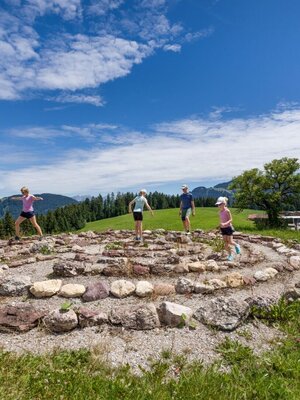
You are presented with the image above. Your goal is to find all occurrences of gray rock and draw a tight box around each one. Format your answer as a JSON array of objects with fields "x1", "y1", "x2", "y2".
[
  {"x1": 194, "y1": 297, "x2": 250, "y2": 331},
  {"x1": 0, "y1": 275, "x2": 31, "y2": 296},
  {"x1": 53, "y1": 261, "x2": 85, "y2": 277},
  {"x1": 110, "y1": 303, "x2": 160, "y2": 330},
  {"x1": 82, "y1": 281, "x2": 110, "y2": 302},
  {"x1": 282, "y1": 285, "x2": 300, "y2": 301},
  {"x1": 175, "y1": 277, "x2": 194, "y2": 294},
  {"x1": 43, "y1": 309, "x2": 78, "y2": 333},
  {"x1": 194, "y1": 283, "x2": 215, "y2": 294}
]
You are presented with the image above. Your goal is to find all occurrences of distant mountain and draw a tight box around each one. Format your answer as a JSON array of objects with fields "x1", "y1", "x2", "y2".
[
  {"x1": 0, "y1": 193, "x2": 78, "y2": 219},
  {"x1": 72, "y1": 195, "x2": 92, "y2": 202},
  {"x1": 213, "y1": 181, "x2": 232, "y2": 190},
  {"x1": 191, "y1": 181, "x2": 234, "y2": 201}
]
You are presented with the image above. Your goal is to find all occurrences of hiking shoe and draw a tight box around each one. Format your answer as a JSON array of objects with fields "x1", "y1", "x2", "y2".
[
  {"x1": 235, "y1": 245, "x2": 241, "y2": 254},
  {"x1": 227, "y1": 254, "x2": 234, "y2": 261},
  {"x1": 135, "y1": 237, "x2": 140, "y2": 241},
  {"x1": 14, "y1": 236, "x2": 20, "y2": 241}
]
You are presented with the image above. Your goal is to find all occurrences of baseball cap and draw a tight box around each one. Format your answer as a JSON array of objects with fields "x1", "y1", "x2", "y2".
[
  {"x1": 140, "y1": 188, "x2": 147, "y2": 195},
  {"x1": 181, "y1": 184, "x2": 188, "y2": 189},
  {"x1": 215, "y1": 196, "x2": 226, "y2": 205}
]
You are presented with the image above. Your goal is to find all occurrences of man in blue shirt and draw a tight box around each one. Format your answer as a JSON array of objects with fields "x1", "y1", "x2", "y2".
[{"x1": 179, "y1": 184, "x2": 195, "y2": 233}]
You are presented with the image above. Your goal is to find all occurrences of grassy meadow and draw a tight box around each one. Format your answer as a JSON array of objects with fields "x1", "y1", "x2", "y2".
[{"x1": 81, "y1": 207, "x2": 300, "y2": 242}]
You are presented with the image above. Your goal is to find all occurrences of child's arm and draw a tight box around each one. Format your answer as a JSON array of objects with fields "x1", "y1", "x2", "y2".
[
  {"x1": 32, "y1": 195, "x2": 43, "y2": 201},
  {"x1": 191, "y1": 200, "x2": 196, "y2": 216},
  {"x1": 10, "y1": 197, "x2": 22, "y2": 200},
  {"x1": 145, "y1": 200, "x2": 154, "y2": 216},
  {"x1": 128, "y1": 199, "x2": 135, "y2": 213},
  {"x1": 179, "y1": 200, "x2": 183, "y2": 215}
]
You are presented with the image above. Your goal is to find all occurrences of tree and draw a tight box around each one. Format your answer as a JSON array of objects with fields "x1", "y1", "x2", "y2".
[{"x1": 230, "y1": 157, "x2": 300, "y2": 227}]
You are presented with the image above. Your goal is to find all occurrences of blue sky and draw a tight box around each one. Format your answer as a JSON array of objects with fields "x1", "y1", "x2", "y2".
[{"x1": 0, "y1": 0, "x2": 300, "y2": 197}]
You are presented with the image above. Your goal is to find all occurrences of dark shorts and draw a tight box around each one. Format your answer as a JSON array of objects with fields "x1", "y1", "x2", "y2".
[
  {"x1": 181, "y1": 208, "x2": 191, "y2": 221},
  {"x1": 20, "y1": 211, "x2": 35, "y2": 219},
  {"x1": 133, "y1": 212, "x2": 143, "y2": 221},
  {"x1": 221, "y1": 226, "x2": 234, "y2": 236}
]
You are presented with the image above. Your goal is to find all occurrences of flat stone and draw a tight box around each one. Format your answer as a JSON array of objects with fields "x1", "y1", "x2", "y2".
[
  {"x1": 30, "y1": 279, "x2": 62, "y2": 298},
  {"x1": 158, "y1": 301, "x2": 193, "y2": 327},
  {"x1": 188, "y1": 261, "x2": 206, "y2": 272},
  {"x1": 224, "y1": 272, "x2": 244, "y2": 288},
  {"x1": 194, "y1": 297, "x2": 250, "y2": 331},
  {"x1": 59, "y1": 284, "x2": 86, "y2": 298},
  {"x1": 194, "y1": 283, "x2": 215, "y2": 294},
  {"x1": 53, "y1": 261, "x2": 85, "y2": 277},
  {"x1": 77, "y1": 307, "x2": 108, "y2": 328},
  {"x1": 82, "y1": 281, "x2": 110, "y2": 302},
  {"x1": 175, "y1": 277, "x2": 194, "y2": 294},
  {"x1": 206, "y1": 279, "x2": 227, "y2": 289},
  {"x1": 0, "y1": 275, "x2": 32, "y2": 296},
  {"x1": 133, "y1": 265, "x2": 150, "y2": 275},
  {"x1": 135, "y1": 281, "x2": 154, "y2": 297},
  {"x1": 289, "y1": 256, "x2": 300, "y2": 270},
  {"x1": 153, "y1": 283, "x2": 176, "y2": 296},
  {"x1": 110, "y1": 280, "x2": 136, "y2": 298},
  {"x1": 0, "y1": 303, "x2": 47, "y2": 332},
  {"x1": 110, "y1": 303, "x2": 160, "y2": 330}
]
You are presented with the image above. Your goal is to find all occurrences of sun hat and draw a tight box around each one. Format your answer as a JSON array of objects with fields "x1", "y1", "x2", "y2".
[
  {"x1": 181, "y1": 184, "x2": 188, "y2": 189},
  {"x1": 140, "y1": 188, "x2": 147, "y2": 195},
  {"x1": 215, "y1": 196, "x2": 226, "y2": 205}
]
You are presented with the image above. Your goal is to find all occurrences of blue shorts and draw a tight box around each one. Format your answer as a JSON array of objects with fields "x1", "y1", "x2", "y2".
[
  {"x1": 20, "y1": 211, "x2": 35, "y2": 219},
  {"x1": 181, "y1": 208, "x2": 191, "y2": 221}
]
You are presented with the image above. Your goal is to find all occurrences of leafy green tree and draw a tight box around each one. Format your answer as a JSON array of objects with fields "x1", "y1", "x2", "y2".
[{"x1": 230, "y1": 157, "x2": 300, "y2": 227}]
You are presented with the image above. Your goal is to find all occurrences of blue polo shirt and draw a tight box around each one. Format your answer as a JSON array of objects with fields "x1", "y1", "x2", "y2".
[{"x1": 180, "y1": 193, "x2": 193, "y2": 209}]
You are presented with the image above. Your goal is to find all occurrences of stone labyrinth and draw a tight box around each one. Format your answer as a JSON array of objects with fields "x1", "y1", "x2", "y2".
[{"x1": 0, "y1": 229, "x2": 300, "y2": 367}]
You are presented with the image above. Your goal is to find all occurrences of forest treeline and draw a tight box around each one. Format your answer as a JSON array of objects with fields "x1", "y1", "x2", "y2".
[{"x1": 0, "y1": 191, "x2": 217, "y2": 239}]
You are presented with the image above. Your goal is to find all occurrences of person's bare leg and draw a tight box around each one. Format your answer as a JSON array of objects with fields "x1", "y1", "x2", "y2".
[
  {"x1": 138, "y1": 221, "x2": 143, "y2": 238},
  {"x1": 15, "y1": 216, "x2": 25, "y2": 238},
  {"x1": 185, "y1": 217, "x2": 191, "y2": 232},
  {"x1": 30, "y1": 216, "x2": 43, "y2": 236},
  {"x1": 135, "y1": 221, "x2": 139, "y2": 237}
]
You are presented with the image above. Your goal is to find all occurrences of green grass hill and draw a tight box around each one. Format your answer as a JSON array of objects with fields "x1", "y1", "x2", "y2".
[{"x1": 81, "y1": 207, "x2": 300, "y2": 242}]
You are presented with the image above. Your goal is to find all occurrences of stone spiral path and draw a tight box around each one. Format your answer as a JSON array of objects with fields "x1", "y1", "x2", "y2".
[{"x1": 0, "y1": 229, "x2": 299, "y2": 369}]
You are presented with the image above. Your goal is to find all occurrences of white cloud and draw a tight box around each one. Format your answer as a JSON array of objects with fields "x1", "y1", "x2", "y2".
[
  {"x1": 0, "y1": 106, "x2": 299, "y2": 196},
  {"x1": 0, "y1": 1, "x2": 211, "y2": 103},
  {"x1": 53, "y1": 93, "x2": 104, "y2": 107},
  {"x1": 163, "y1": 43, "x2": 181, "y2": 52}
]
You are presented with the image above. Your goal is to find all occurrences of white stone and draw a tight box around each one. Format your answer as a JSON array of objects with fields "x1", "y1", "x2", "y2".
[
  {"x1": 254, "y1": 268, "x2": 278, "y2": 282},
  {"x1": 289, "y1": 256, "x2": 300, "y2": 270},
  {"x1": 110, "y1": 279, "x2": 136, "y2": 298},
  {"x1": 135, "y1": 281, "x2": 154, "y2": 297},
  {"x1": 159, "y1": 301, "x2": 193, "y2": 327},
  {"x1": 30, "y1": 280, "x2": 62, "y2": 298},
  {"x1": 188, "y1": 261, "x2": 206, "y2": 272},
  {"x1": 265, "y1": 267, "x2": 278, "y2": 279},
  {"x1": 59, "y1": 284, "x2": 86, "y2": 298}
]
